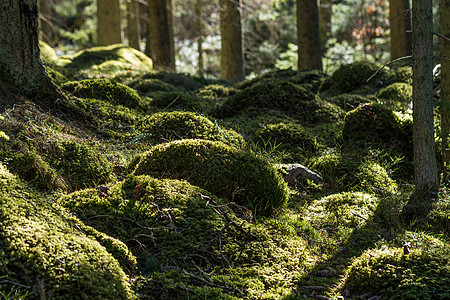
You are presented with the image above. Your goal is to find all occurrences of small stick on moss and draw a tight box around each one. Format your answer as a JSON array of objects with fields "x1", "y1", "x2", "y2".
[
  {"x1": 0, "y1": 280, "x2": 31, "y2": 289},
  {"x1": 191, "y1": 260, "x2": 213, "y2": 284},
  {"x1": 366, "y1": 55, "x2": 412, "y2": 83},
  {"x1": 163, "y1": 95, "x2": 180, "y2": 110}
]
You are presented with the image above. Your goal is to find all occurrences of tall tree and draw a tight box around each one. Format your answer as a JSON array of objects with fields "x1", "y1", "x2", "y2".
[
  {"x1": 38, "y1": 0, "x2": 54, "y2": 45},
  {"x1": 389, "y1": 0, "x2": 412, "y2": 60},
  {"x1": 440, "y1": 0, "x2": 450, "y2": 182},
  {"x1": 220, "y1": 0, "x2": 245, "y2": 82},
  {"x1": 297, "y1": 0, "x2": 322, "y2": 71},
  {"x1": 97, "y1": 0, "x2": 122, "y2": 46},
  {"x1": 126, "y1": 0, "x2": 140, "y2": 50},
  {"x1": 196, "y1": 0, "x2": 204, "y2": 77},
  {"x1": 0, "y1": 0, "x2": 56, "y2": 98},
  {"x1": 318, "y1": 0, "x2": 332, "y2": 51},
  {"x1": 148, "y1": 0, "x2": 175, "y2": 70},
  {"x1": 411, "y1": 0, "x2": 439, "y2": 195}
]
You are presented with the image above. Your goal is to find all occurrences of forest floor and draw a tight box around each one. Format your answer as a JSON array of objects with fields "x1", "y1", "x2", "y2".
[{"x1": 0, "y1": 43, "x2": 448, "y2": 300}]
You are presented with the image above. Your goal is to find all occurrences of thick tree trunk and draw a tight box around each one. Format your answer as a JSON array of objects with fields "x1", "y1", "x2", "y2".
[
  {"x1": 297, "y1": 0, "x2": 322, "y2": 71},
  {"x1": 412, "y1": 0, "x2": 439, "y2": 193},
  {"x1": 0, "y1": 0, "x2": 55, "y2": 98},
  {"x1": 97, "y1": 0, "x2": 122, "y2": 46},
  {"x1": 196, "y1": 0, "x2": 204, "y2": 77},
  {"x1": 148, "y1": 0, "x2": 175, "y2": 70},
  {"x1": 126, "y1": 0, "x2": 140, "y2": 50},
  {"x1": 389, "y1": 0, "x2": 412, "y2": 60},
  {"x1": 38, "y1": 0, "x2": 53, "y2": 45},
  {"x1": 318, "y1": 0, "x2": 332, "y2": 51},
  {"x1": 220, "y1": 0, "x2": 245, "y2": 82},
  {"x1": 440, "y1": 0, "x2": 450, "y2": 182}
]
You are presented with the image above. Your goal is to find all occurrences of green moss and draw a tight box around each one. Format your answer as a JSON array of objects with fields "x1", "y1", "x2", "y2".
[
  {"x1": 0, "y1": 163, "x2": 134, "y2": 299},
  {"x1": 149, "y1": 91, "x2": 205, "y2": 112},
  {"x1": 377, "y1": 82, "x2": 412, "y2": 111},
  {"x1": 310, "y1": 152, "x2": 397, "y2": 196},
  {"x1": 255, "y1": 122, "x2": 321, "y2": 163},
  {"x1": 45, "y1": 66, "x2": 69, "y2": 85},
  {"x1": 195, "y1": 84, "x2": 237, "y2": 100},
  {"x1": 39, "y1": 41, "x2": 59, "y2": 64},
  {"x1": 324, "y1": 93, "x2": 373, "y2": 111},
  {"x1": 130, "y1": 78, "x2": 177, "y2": 96},
  {"x1": 137, "y1": 111, "x2": 245, "y2": 147},
  {"x1": 215, "y1": 79, "x2": 344, "y2": 127},
  {"x1": 141, "y1": 71, "x2": 207, "y2": 91},
  {"x1": 345, "y1": 240, "x2": 450, "y2": 299},
  {"x1": 61, "y1": 78, "x2": 143, "y2": 109},
  {"x1": 132, "y1": 139, "x2": 289, "y2": 214}
]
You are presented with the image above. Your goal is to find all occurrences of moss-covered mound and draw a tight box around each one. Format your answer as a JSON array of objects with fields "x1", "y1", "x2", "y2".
[
  {"x1": 320, "y1": 62, "x2": 391, "y2": 96},
  {"x1": 341, "y1": 103, "x2": 413, "y2": 152},
  {"x1": 215, "y1": 80, "x2": 344, "y2": 126},
  {"x1": 148, "y1": 91, "x2": 205, "y2": 112},
  {"x1": 344, "y1": 237, "x2": 450, "y2": 299},
  {"x1": 61, "y1": 79, "x2": 143, "y2": 109},
  {"x1": 255, "y1": 122, "x2": 321, "y2": 162},
  {"x1": 377, "y1": 82, "x2": 412, "y2": 111},
  {"x1": 130, "y1": 78, "x2": 177, "y2": 96},
  {"x1": 310, "y1": 152, "x2": 397, "y2": 195},
  {"x1": 132, "y1": 139, "x2": 289, "y2": 214},
  {"x1": 0, "y1": 163, "x2": 134, "y2": 299},
  {"x1": 325, "y1": 93, "x2": 373, "y2": 111},
  {"x1": 141, "y1": 71, "x2": 207, "y2": 91},
  {"x1": 138, "y1": 111, "x2": 244, "y2": 147}
]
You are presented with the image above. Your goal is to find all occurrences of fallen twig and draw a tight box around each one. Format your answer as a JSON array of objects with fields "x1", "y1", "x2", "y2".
[{"x1": 366, "y1": 55, "x2": 412, "y2": 83}]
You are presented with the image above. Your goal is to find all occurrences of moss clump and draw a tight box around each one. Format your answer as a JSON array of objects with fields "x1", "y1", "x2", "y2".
[
  {"x1": 377, "y1": 82, "x2": 412, "y2": 111},
  {"x1": 345, "y1": 242, "x2": 450, "y2": 299},
  {"x1": 310, "y1": 152, "x2": 397, "y2": 195},
  {"x1": 138, "y1": 111, "x2": 244, "y2": 147},
  {"x1": 255, "y1": 122, "x2": 321, "y2": 162},
  {"x1": 130, "y1": 78, "x2": 177, "y2": 95},
  {"x1": 215, "y1": 79, "x2": 344, "y2": 127},
  {"x1": 0, "y1": 163, "x2": 134, "y2": 299},
  {"x1": 141, "y1": 71, "x2": 207, "y2": 91},
  {"x1": 132, "y1": 139, "x2": 289, "y2": 214},
  {"x1": 61, "y1": 78, "x2": 143, "y2": 109},
  {"x1": 325, "y1": 93, "x2": 372, "y2": 111},
  {"x1": 149, "y1": 91, "x2": 208, "y2": 112},
  {"x1": 45, "y1": 66, "x2": 69, "y2": 85}
]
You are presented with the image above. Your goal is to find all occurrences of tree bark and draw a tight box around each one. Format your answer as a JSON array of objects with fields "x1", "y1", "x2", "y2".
[
  {"x1": 318, "y1": 0, "x2": 332, "y2": 51},
  {"x1": 126, "y1": 0, "x2": 140, "y2": 50},
  {"x1": 440, "y1": 0, "x2": 450, "y2": 182},
  {"x1": 196, "y1": 0, "x2": 204, "y2": 77},
  {"x1": 148, "y1": 0, "x2": 175, "y2": 70},
  {"x1": 97, "y1": 0, "x2": 122, "y2": 46},
  {"x1": 0, "y1": 0, "x2": 56, "y2": 98},
  {"x1": 389, "y1": 0, "x2": 412, "y2": 60},
  {"x1": 220, "y1": 0, "x2": 245, "y2": 82},
  {"x1": 412, "y1": 0, "x2": 439, "y2": 193},
  {"x1": 297, "y1": 0, "x2": 322, "y2": 71},
  {"x1": 38, "y1": 0, "x2": 53, "y2": 45}
]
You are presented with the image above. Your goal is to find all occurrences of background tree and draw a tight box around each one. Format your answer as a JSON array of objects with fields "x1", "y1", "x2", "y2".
[
  {"x1": 319, "y1": 0, "x2": 332, "y2": 51},
  {"x1": 148, "y1": 0, "x2": 175, "y2": 70},
  {"x1": 97, "y1": 0, "x2": 122, "y2": 46},
  {"x1": 389, "y1": 0, "x2": 412, "y2": 60},
  {"x1": 0, "y1": 0, "x2": 56, "y2": 97},
  {"x1": 440, "y1": 0, "x2": 450, "y2": 182},
  {"x1": 38, "y1": 0, "x2": 54, "y2": 45},
  {"x1": 126, "y1": 0, "x2": 140, "y2": 50},
  {"x1": 297, "y1": 0, "x2": 322, "y2": 71},
  {"x1": 411, "y1": 0, "x2": 439, "y2": 197},
  {"x1": 196, "y1": 0, "x2": 204, "y2": 77},
  {"x1": 220, "y1": 0, "x2": 245, "y2": 82}
]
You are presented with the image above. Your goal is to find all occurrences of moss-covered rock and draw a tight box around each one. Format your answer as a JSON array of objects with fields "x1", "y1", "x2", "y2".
[
  {"x1": 132, "y1": 139, "x2": 289, "y2": 214},
  {"x1": 61, "y1": 78, "x2": 143, "y2": 109},
  {"x1": 0, "y1": 163, "x2": 135, "y2": 299},
  {"x1": 215, "y1": 79, "x2": 345, "y2": 127},
  {"x1": 377, "y1": 82, "x2": 412, "y2": 111},
  {"x1": 137, "y1": 111, "x2": 244, "y2": 147},
  {"x1": 255, "y1": 122, "x2": 321, "y2": 163}
]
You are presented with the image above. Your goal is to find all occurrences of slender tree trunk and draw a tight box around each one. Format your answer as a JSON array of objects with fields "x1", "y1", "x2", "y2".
[
  {"x1": 297, "y1": 0, "x2": 322, "y2": 71},
  {"x1": 318, "y1": 0, "x2": 332, "y2": 51},
  {"x1": 389, "y1": 0, "x2": 412, "y2": 60},
  {"x1": 97, "y1": 0, "x2": 122, "y2": 46},
  {"x1": 148, "y1": 0, "x2": 175, "y2": 70},
  {"x1": 412, "y1": 0, "x2": 439, "y2": 194},
  {"x1": 440, "y1": 0, "x2": 450, "y2": 182},
  {"x1": 196, "y1": 0, "x2": 204, "y2": 77},
  {"x1": 220, "y1": 0, "x2": 245, "y2": 82},
  {"x1": 38, "y1": 0, "x2": 53, "y2": 45},
  {"x1": 167, "y1": 0, "x2": 176, "y2": 70},
  {"x1": 0, "y1": 0, "x2": 56, "y2": 98},
  {"x1": 126, "y1": 0, "x2": 140, "y2": 50}
]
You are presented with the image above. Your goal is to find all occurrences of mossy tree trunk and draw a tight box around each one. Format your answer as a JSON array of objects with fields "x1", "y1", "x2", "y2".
[
  {"x1": 0, "y1": 0, "x2": 57, "y2": 98},
  {"x1": 126, "y1": 0, "x2": 140, "y2": 50},
  {"x1": 196, "y1": 0, "x2": 204, "y2": 77},
  {"x1": 97, "y1": 0, "x2": 122, "y2": 46},
  {"x1": 412, "y1": 0, "x2": 439, "y2": 194},
  {"x1": 440, "y1": 0, "x2": 450, "y2": 182},
  {"x1": 220, "y1": 0, "x2": 245, "y2": 82},
  {"x1": 38, "y1": 0, "x2": 53, "y2": 45},
  {"x1": 318, "y1": 0, "x2": 332, "y2": 51},
  {"x1": 297, "y1": 0, "x2": 322, "y2": 71},
  {"x1": 148, "y1": 0, "x2": 175, "y2": 70},
  {"x1": 389, "y1": 0, "x2": 412, "y2": 60}
]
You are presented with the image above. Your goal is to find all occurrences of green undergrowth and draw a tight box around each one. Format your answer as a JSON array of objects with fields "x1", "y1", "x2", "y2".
[{"x1": 132, "y1": 139, "x2": 289, "y2": 215}]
